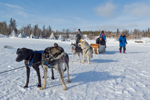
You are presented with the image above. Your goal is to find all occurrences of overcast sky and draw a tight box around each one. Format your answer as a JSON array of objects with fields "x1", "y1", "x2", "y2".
[{"x1": 0, "y1": 0, "x2": 150, "y2": 32}]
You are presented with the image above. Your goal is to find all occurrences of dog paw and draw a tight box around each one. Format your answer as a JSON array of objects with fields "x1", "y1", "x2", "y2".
[
  {"x1": 67, "y1": 80, "x2": 71, "y2": 83},
  {"x1": 23, "y1": 85, "x2": 28, "y2": 88},
  {"x1": 37, "y1": 84, "x2": 41, "y2": 87},
  {"x1": 71, "y1": 60, "x2": 73, "y2": 62},
  {"x1": 51, "y1": 77, "x2": 55, "y2": 80},
  {"x1": 88, "y1": 63, "x2": 90, "y2": 64},
  {"x1": 40, "y1": 87, "x2": 45, "y2": 90},
  {"x1": 63, "y1": 87, "x2": 67, "y2": 91}
]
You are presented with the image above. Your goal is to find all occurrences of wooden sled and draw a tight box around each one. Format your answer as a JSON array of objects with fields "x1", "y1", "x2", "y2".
[{"x1": 90, "y1": 44, "x2": 99, "y2": 54}]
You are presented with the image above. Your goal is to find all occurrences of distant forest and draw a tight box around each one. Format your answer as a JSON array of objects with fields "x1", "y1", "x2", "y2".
[{"x1": 0, "y1": 18, "x2": 150, "y2": 39}]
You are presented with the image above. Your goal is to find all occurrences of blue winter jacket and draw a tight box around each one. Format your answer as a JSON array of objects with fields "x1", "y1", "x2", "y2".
[
  {"x1": 100, "y1": 34, "x2": 106, "y2": 40},
  {"x1": 119, "y1": 35, "x2": 127, "y2": 46}
]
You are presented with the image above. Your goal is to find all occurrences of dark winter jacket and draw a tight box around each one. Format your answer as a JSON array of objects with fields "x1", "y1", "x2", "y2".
[
  {"x1": 96, "y1": 37, "x2": 105, "y2": 45},
  {"x1": 119, "y1": 35, "x2": 127, "y2": 46},
  {"x1": 76, "y1": 33, "x2": 81, "y2": 40},
  {"x1": 75, "y1": 32, "x2": 82, "y2": 45}
]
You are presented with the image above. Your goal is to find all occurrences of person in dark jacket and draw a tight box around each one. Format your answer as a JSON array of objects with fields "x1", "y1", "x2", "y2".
[
  {"x1": 118, "y1": 33, "x2": 127, "y2": 53},
  {"x1": 96, "y1": 36, "x2": 105, "y2": 45},
  {"x1": 75, "y1": 29, "x2": 82, "y2": 45}
]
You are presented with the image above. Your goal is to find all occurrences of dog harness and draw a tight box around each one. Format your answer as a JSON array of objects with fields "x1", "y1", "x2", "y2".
[
  {"x1": 45, "y1": 62, "x2": 51, "y2": 68},
  {"x1": 29, "y1": 51, "x2": 43, "y2": 66},
  {"x1": 85, "y1": 47, "x2": 92, "y2": 54}
]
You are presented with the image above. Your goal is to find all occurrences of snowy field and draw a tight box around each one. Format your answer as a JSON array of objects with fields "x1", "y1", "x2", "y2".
[{"x1": 0, "y1": 37, "x2": 150, "y2": 100}]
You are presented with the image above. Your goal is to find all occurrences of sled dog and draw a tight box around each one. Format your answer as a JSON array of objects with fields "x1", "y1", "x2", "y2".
[
  {"x1": 79, "y1": 41, "x2": 93, "y2": 64},
  {"x1": 40, "y1": 46, "x2": 71, "y2": 91},
  {"x1": 71, "y1": 43, "x2": 82, "y2": 63},
  {"x1": 16, "y1": 48, "x2": 55, "y2": 88}
]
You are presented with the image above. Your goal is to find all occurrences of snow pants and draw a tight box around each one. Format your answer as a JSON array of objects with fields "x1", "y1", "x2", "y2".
[{"x1": 119, "y1": 46, "x2": 126, "y2": 51}]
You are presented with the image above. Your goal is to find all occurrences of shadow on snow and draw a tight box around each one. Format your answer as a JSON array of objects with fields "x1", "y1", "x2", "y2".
[
  {"x1": 91, "y1": 59, "x2": 118, "y2": 63},
  {"x1": 102, "y1": 51, "x2": 118, "y2": 55},
  {"x1": 69, "y1": 71, "x2": 120, "y2": 89}
]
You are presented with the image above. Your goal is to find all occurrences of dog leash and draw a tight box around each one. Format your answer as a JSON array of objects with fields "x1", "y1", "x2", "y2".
[{"x1": 0, "y1": 66, "x2": 25, "y2": 74}]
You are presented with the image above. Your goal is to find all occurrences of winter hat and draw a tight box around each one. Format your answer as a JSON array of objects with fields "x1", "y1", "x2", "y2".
[
  {"x1": 101, "y1": 30, "x2": 104, "y2": 34},
  {"x1": 122, "y1": 32, "x2": 125, "y2": 35}
]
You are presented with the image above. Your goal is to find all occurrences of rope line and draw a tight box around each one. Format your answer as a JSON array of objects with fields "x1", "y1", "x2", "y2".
[{"x1": 0, "y1": 66, "x2": 25, "y2": 74}]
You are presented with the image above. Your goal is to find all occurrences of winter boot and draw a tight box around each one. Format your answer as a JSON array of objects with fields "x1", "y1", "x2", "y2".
[
  {"x1": 120, "y1": 51, "x2": 122, "y2": 53},
  {"x1": 123, "y1": 51, "x2": 125, "y2": 53}
]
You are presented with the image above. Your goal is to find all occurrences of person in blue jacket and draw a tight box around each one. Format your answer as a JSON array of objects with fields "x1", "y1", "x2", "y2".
[
  {"x1": 99, "y1": 30, "x2": 106, "y2": 48},
  {"x1": 100, "y1": 30, "x2": 106, "y2": 40},
  {"x1": 118, "y1": 33, "x2": 127, "y2": 53}
]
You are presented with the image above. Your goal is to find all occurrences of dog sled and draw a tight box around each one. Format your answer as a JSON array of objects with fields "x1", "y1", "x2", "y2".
[
  {"x1": 90, "y1": 44, "x2": 105, "y2": 54},
  {"x1": 98, "y1": 45, "x2": 105, "y2": 53}
]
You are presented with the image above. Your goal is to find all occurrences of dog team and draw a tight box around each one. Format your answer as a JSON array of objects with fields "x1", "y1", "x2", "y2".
[{"x1": 16, "y1": 29, "x2": 127, "y2": 91}]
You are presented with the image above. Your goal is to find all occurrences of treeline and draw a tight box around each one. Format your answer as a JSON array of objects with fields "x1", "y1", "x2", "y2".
[
  {"x1": 0, "y1": 18, "x2": 52, "y2": 38},
  {"x1": 0, "y1": 18, "x2": 150, "y2": 39},
  {"x1": 0, "y1": 18, "x2": 17, "y2": 36}
]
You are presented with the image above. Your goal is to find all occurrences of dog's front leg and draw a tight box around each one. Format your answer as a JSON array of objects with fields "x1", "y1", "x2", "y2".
[
  {"x1": 77, "y1": 53, "x2": 81, "y2": 63},
  {"x1": 88, "y1": 56, "x2": 90, "y2": 64},
  {"x1": 71, "y1": 54, "x2": 74, "y2": 62},
  {"x1": 82, "y1": 54, "x2": 85, "y2": 64},
  {"x1": 24, "y1": 66, "x2": 30, "y2": 88},
  {"x1": 33, "y1": 65, "x2": 41, "y2": 87},
  {"x1": 40, "y1": 65, "x2": 48, "y2": 90},
  {"x1": 84, "y1": 56, "x2": 87, "y2": 61}
]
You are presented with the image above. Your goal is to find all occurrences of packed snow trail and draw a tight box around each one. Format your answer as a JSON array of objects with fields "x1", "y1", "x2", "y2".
[{"x1": 0, "y1": 38, "x2": 150, "y2": 100}]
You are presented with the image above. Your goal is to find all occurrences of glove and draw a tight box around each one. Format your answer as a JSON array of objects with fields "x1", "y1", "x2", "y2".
[
  {"x1": 80, "y1": 39, "x2": 82, "y2": 42},
  {"x1": 75, "y1": 38, "x2": 76, "y2": 40},
  {"x1": 126, "y1": 42, "x2": 127, "y2": 44}
]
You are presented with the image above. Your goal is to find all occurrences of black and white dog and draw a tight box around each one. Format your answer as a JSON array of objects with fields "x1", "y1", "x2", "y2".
[
  {"x1": 71, "y1": 43, "x2": 83, "y2": 63},
  {"x1": 16, "y1": 48, "x2": 55, "y2": 88}
]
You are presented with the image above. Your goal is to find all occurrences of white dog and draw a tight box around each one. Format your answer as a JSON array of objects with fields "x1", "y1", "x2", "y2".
[{"x1": 79, "y1": 41, "x2": 93, "y2": 64}]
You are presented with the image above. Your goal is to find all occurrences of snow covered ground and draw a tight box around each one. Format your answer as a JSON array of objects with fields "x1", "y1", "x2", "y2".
[{"x1": 0, "y1": 37, "x2": 150, "y2": 100}]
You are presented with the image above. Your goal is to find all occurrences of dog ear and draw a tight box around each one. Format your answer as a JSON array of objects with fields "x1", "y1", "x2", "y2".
[{"x1": 16, "y1": 48, "x2": 20, "y2": 54}]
